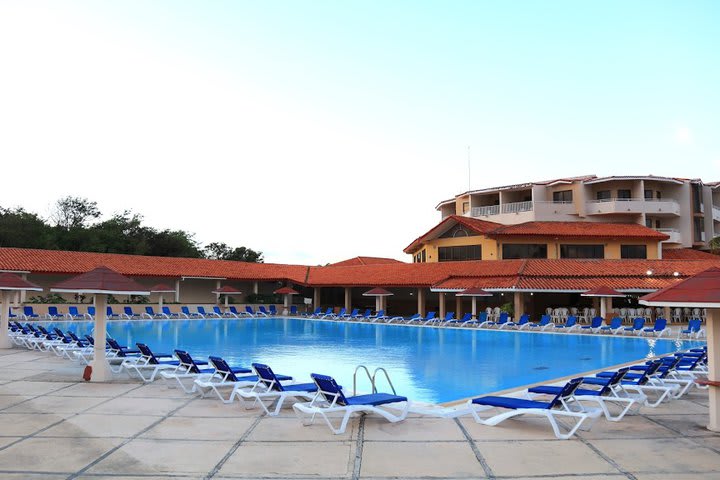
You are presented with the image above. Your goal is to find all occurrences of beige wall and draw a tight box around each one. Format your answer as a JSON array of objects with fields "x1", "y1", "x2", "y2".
[{"x1": 421, "y1": 236, "x2": 498, "y2": 262}]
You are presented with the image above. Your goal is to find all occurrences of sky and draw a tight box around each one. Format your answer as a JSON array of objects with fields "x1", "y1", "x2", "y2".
[{"x1": 1, "y1": 1, "x2": 718, "y2": 265}]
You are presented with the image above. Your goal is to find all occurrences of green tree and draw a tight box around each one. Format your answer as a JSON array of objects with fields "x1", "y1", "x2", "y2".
[
  {"x1": 0, "y1": 207, "x2": 55, "y2": 249},
  {"x1": 710, "y1": 236, "x2": 720, "y2": 254},
  {"x1": 204, "y1": 242, "x2": 264, "y2": 263},
  {"x1": 50, "y1": 196, "x2": 101, "y2": 230}
]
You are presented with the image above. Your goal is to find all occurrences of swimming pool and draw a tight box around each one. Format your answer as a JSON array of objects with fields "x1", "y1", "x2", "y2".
[{"x1": 48, "y1": 317, "x2": 703, "y2": 403}]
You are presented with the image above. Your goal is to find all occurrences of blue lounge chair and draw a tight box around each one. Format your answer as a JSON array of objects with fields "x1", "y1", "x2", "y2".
[
  {"x1": 181, "y1": 306, "x2": 201, "y2": 319},
  {"x1": 293, "y1": 373, "x2": 410, "y2": 434},
  {"x1": 87, "y1": 306, "x2": 96, "y2": 318},
  {"x1": 462, "y1": 312, "x2": 487, "y2": 327},
  {"x1": 552, "y1": 315, "x2": 578, "y2": 332},
  {"x1": 236, "y1": 363, "x2": 319, "y2": 416},
  {"x1": 122, "y1": 343, "x2": 181, "y2": 382},
  {"x1": 257, "y1": 306, "x2": 270, "y2": 317},
  {"x1": 212, "y1": 306, "x2": 231, "y2": 318},
  {"x1": 317, "y1": 307, "x2": 334, "y2": 319},
  {"x1": 404, "y1": 312, "x2": 435, "y2": 324},
  {"x1": 193, "y1": 356, "x2": 290, "y2": 403},
  {"x1": 228, "y1": 306, "x2": 244, "y2": 317},
  {"x1": 390, "y1": 312, "x2": 418, "y2": 323},
  {"x1": 371, "y1": 310, "x2": 391, "y2": 323},
  {"x1": 47, "y1": 306, "x2": 66, "y2": 320},
  {"x1": 444, "y1": 312, "x2": 472, "y2": 326},
  {"x1": 160, "y1": 349, "x2": 215, "y2": 393},
  {"x1": 527, "y1": 368, "x2": 639, "y2": 421},
  {"x1": 504, "y1": 313, "x2": 529, "y2": 329},
  {"x1": 622, "y1": 317, "x2": 645, "y2": 335},
  {"x1": 424, "y1": 311, "x2": 447, "y2": 325},
  {"x1": 679, "y1": 319, "x2": 703, "y2": 339},
  {"x1": 289, "y1": 305, "x2": 299, "y2": 316},
  {"x1": 106, "y1": 306, "x2": 122, "y2": 319},
  {"x1": 642, "y1": 318, "x2": 669, "y2": 337},
  {"x1": 196, "y1": 306, "x2": 212, "y2": 318},
  {"x1": 269, "y1": 305, "x2": 277, "y2": 316},
  {"x1": 303, "y1": 307, "x2": 322, "y2": 318},
  {"x1": 341, "y1": 308, "x2": 359, "y2": 320},
  {"x1": 467, "y1": 377, "x2": 601, "y2": 440},
  {"x1": 321, "y1": 307, "x2": 340, "y2": 319},
  {"x1": 245, "y1": 306, "x2": 256, "y2": 317},
  {"x1": 162, "y1": 306, "x2": 180, "y2": 319},
  {"x1": 22, "y1": 306, "x2": 40, "y2": 321},
  {"x1": 587, "y1": 361, "x2": 677, "y2": 407},
  {"x1": 68, "y1": 306, "x2": 86, "y2": 320},
  {"x1": 580, "y1": 316, "x2": 604, "y2": 333},
  {"x1": 485, "y1": 312, "x2": 510, "y2": 329},
  {"x1": 599, "y1": 316, "x2": 623, "y2": 335},
  {"x1": 123, "y1": 306, "x2": 140, "y2": 319},
  {"x1": 524, "y1": 314, "x2": 554, "y2": 330}
]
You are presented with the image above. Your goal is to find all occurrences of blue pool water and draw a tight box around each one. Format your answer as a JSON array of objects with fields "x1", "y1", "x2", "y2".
[{"x1": 48, "y1": 317, "x2": 703, "y2": 403}]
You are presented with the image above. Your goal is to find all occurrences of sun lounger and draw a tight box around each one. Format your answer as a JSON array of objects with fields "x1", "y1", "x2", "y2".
[
  {"x1": 504, "y1": 313, "x2": 529, "y2": 329},
  {"x1": 122, "y1": 343, "x2": 181, "y2": 382},
  {"x1": 87, "y1": 306, "x2": 96, "y2": 319},
  {"x1": 444, "y1": 312, "x2": 472, "y2": 326},
  {"x1": 642, "y1": 318, "x2": 669, "y2": 337},
  {"x1": 269, "y1": 305, "x2": 277, "y2": 316},
  {"x1": 679, "y1": 319, "x2": 704, "y2": 339},
  {"x1": 551, "y1": 315, "x2": 578, "y2": 332},
  {"x1": 424, "y1": 311, "x2": 447, "y2": 325},
  {"x1": 622, "y1": 317, "x2": 645, "y2": 335},
  {"x1": 193, "y1": 356, "x2": 290, "y2": 404},
  {"x1": 289, "y1": 305, "x2": 299, "y2": 316},
  {"x1": 161, "y1": 306, "x2": 180, "y2": 319},
  {"x1": 303, "y1": 307, "x2": 322, "y2": 318},
  {"x1": 528, "y1": 368, "x2": 639, "y2": 421},
  {"x1": 467, "y1": 377, "x2": 602, "y2": 439},
  {"x1": 122, "y1": 306, "x2": 141, "y2": 319},
  {"x1": 580, "y1": 316, "x2": 604, "y2": 333},
  {"x1": 47, "y1": 306, "x2": 66, "y2": 321},
  {"x1": 461, "y1": 312, "x2": 487, "y2": 327},
  {"x1": 599, "y1": 317, "x2": 623, "y2": 335},
  {"x1": 406, "y1": 312, "x2": 436, "y2": 324},
  {"x1": 228, "y1": 306, "x2": 244, "y2": 317},
  {"x1": 235, "y1": 363, "x2": 319, "y2": 416},
  {"x1": 67, "y1": 306, "x2": 86, "y2": 320},
  {"x1": 245, "y1": 306, "x2": 257, "y2": 317},
  {"x1": 587, "y1": 360, "x2": 678, "y2": 407},
  {"x1": 213, "y1": 306, "x2": 232, "y2": 318},
  {"x1": 293, "y1": 373, "x2": 410, "y2": 435},
  {"x1": 106, "y1": 306, "x2": 122, "y2": 320},
  {"x1": 485, "y1": 312, "x2": 510, "y2": 329},
  {"x1": 181, "y1": 306, "x2": 202, "y2": 319},
  {"x1": 257, "y1": 306, "x2": 270, "y2": 317},
  {"x1": 340, "y1": 308, "x2": 359, "y2": 320},
  {"x1": 160, "y1": 349, "x2": 216, "y2": 393},
  {"x1": 22, "y1": 306, "x2": 40, "y2": 321}
]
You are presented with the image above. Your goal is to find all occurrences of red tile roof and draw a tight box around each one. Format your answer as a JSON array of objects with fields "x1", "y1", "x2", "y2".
[
  {"x1": 489, "y1": 222, "x2": 669, "y2": 240},
  {"x1": 662, "y1": 248, "x2": 718, "y2": 260},
  {"x1": 640, "y1": 267, "x2": 720, "y2": 306},
  {"x1": 404, "y1": 216, "x2": 503, "y2": 254},
  {"x1": 0, "y1": 272, "x2": 43, "y2": 291},
  {"x1": 0, "y1": 247, "x2": 310, "y2": 284},
  {"x1": 51, "y1": 266, "x2": 149, "y2": 294},
  {"x1": 328, "y1": 256, "x2": 405, "y2": 267}
]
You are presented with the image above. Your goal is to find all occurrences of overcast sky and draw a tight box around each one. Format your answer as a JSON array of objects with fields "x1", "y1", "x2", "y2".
[{"x1": 1, "y1": 1, "x2": 718, "y2": 265}]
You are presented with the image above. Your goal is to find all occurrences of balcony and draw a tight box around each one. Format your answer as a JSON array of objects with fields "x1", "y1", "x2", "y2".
[
  {"x1": 585, "y1": 198, "x2": 680, "y2": 216},
  {"x1": 657, "y1": 228, "x2": 682, "y2": 244},
  {"x1": 713, "y1": 206, "x2": 720, "y2": 222}
]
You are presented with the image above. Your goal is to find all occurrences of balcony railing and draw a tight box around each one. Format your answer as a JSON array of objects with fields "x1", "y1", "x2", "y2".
[
  {"x1": 657, "y1": 228, "x2": 682, "y2": 244},
  {"x1": 713, "y1": 206, "x2": 720, "y2": 222},
  {"x1": 471, "y1": 201, "x2": 534, "y2": 217},
  {"x1": 471, "y1": 205, "x2": 500, "y2": 216},
  {"x1": 501, "y1": 201, "x2": 533, "y2": 214},
  {"x1": 586, "y1": 198, "x2": 680, "y2": 215}
]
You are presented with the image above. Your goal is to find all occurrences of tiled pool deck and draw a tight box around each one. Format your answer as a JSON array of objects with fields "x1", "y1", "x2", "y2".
[{"x1": 0, "y1": 348, "x2": 719, "y2": 479}]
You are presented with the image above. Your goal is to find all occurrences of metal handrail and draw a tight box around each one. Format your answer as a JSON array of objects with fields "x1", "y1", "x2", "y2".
[
  {"x1": 353, "y1": 365, "x2": 374, "y2": 395},
  {"x1": 371, "y1": 367, "x2": 397, "y2": 395}
]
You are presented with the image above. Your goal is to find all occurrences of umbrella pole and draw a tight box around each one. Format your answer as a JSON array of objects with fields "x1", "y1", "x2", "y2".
[
  {"x1": 0, "y1": 291, "x2": 11, "y2": 349},
  {"x1": 159, "y1": 294, "x2": 164, "y2": 310},
  {"x1": 91, "y1": 294, "x2": 112, "y2": 382},
  {"x1": 472, "y1": 297, "x2": 477, "y2": 318}
]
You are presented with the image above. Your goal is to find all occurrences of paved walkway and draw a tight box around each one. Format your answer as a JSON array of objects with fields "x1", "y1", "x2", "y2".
[{"x1": 0, "y1": 348, "x2": 719, "y2": 479}]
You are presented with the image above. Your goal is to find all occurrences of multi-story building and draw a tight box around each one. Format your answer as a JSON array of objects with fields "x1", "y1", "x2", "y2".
[{"x1": 434, "y1": 175, "x2": 720, "y2": 249}]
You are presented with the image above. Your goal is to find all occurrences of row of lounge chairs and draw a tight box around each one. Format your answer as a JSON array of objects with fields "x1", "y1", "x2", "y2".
[
  {"x1": 11, "y1": 304, "x2": 282, "y2": 321},
  {"x1": 306, "y1": 308, "x2": 705, "y2": 338},
  {"x1": 7, "y1": 320, "x2": 708, "y2": 439}
]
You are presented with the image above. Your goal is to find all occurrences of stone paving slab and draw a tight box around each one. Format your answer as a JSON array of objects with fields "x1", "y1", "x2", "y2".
[{"x1": 0, "y1": 347, "x2": 718, "y2": 479}]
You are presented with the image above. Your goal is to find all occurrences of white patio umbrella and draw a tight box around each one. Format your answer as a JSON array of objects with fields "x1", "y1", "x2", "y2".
[
  {"x1": 362, "y1": 287, "x2": 393, "y2": 313},
  {"x1": 581, "y1": 285, "x2": 625, "y2": 319},
  {"x1": 456, "y1": 287, "x2": 493, "y2": 318},
  {"x1": 0, "y1": 273, "x2": 43, "y2": 349},
  {"x1": 212, "y1": 285, "x2": 243, "y2": 307},
  {"x1": 52, "y1": 266, "x2": 150, "y2": 382},
  {"x1": 639, "y1": 267, "x2": 719, "y2": 431},
  {"x1": 274, "y1": 286, "x2": 300, "y2": 315}
]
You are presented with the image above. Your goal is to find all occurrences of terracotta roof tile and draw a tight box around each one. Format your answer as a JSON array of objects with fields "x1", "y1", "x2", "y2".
[
  {"x1": 489, "y1": 222, "x2": 669, "y2": 240},
  {"x1": 662, "y1": 248, "x2": 718, "y2": 260},
  {"x1": 404, "y1": 216, "x2": 503, "y2": 254},
  {"x1": 328, "y1": 256, "x2": 405, "y2": 267},
  {"x1": 640, "y1": 267, "x2": 720, "y2": 306}
]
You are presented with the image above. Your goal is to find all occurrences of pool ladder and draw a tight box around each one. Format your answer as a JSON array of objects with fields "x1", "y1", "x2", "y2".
[{"x1": 353, "y1": 365, "x2": 397, "y2": 396}]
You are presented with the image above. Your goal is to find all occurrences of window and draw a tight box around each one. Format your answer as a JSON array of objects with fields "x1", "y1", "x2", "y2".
[
  {"x1": 502, "y1": 244, "x2": 547, "y2": 259},
  {"x1": 645, "y1": 218, "x2": 653, "y2": 228},
  {"x1": 644, "y1": 189, "x2": 653, "y2": 200},
  {"x1": 621, "y1": 245, "x2": 647, "y2": 259},
  {"x1": 440, "y1": 224, "x2": 477, "y2": 239},
  {"x1": 553, "y1": 190, "x2": 573, "y2": 203},
  {"x1": 421, "y1": 250, "x2": 426, "y2": 262},
  {"x1": 438, "y1": 245, "x2": 481, "y2": 262},
  {"x1": 694, "y1": 217, "x2": 704, "y2": 242},
  {"x1": 560, "y1": 244, "x2": 604, "y2": 259},
  {"x1": 596, "y1": 190, "x2": 611, "y2": 201},
  {"x1": 691, "y1": 183, "x2": 703, "y2": 214},
  {"x1": 656, "y1": 191, "x2": 662, "y2": 200},
  {"x1": 462, "y1": 202, "x2": 470, "y2": 214},
  {"x1": 617, "y1": 189, "x2": 631, "y2": 199}
]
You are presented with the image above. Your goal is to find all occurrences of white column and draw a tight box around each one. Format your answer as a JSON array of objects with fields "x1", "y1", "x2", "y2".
[
  {"x1": 344, "y1": 287, "x2": 352, "y2": 312},
  {"x1": 20, "y1": 274, "x2": 27, "y2": 303},
  {"x1": 174, "y1": 279, "x2": 181, "y2": 303},
  {"x1": 375, "y1": 296, "x2": 381, "y2": 312},
  {"x1": 439, "y1": 292, "x2": 446, "y2": 319},
  {"x1": 313, "y1": 287, "x2": 321, "y2": 309},
  {"x1": 472, "y1": 297, "x2": 477, "y2": 317},
  {"x1": 158, "y1": 294, "x2": 164, "y2": 310},
  {"x1": 216, "y1": 280, "x2": 221, "y2": 303},
  {"x1": 0, "y1": 291, "x2": 12, "y2": 349},
  {"x1": 91, "y1": 294, "x2": 112, "y2": 382},
  {"x1": 455, "y1": 295, "x2": 462, "y2": 318},
  {"x1": 707, "y1": 309, "x2": 720, "y2": 432},
  {"x1": 513, "y1": 292, "x2": 523, "y2": 321},
  {"x1": 417, "y1": 288, "x2": 426, "y2": 316},
  {"x1": 253, "y1": 282, "x2": 259, "y2": 294}
]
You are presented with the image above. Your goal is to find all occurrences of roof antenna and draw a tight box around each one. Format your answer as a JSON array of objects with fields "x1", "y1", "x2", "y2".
[{"x1": 467, "y1": 145, "x2": 471, "y2": 192}]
